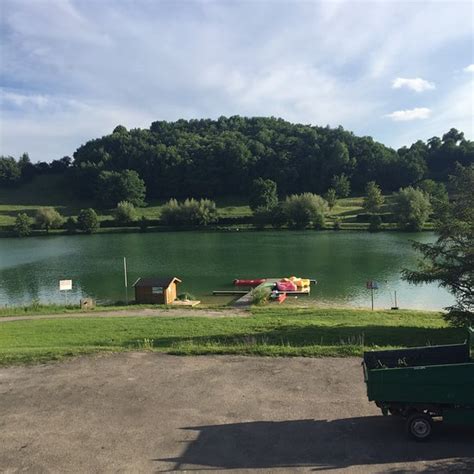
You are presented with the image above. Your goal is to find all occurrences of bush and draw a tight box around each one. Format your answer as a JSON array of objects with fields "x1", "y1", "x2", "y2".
[
  {"x1": 77, "y1": 208, "x2": 99, "y2": 234},
  {"x1": 65, "y1": 216, "x2": 77, "y2": 234},
  {"x1": 249, "y1": 178, "x2": 278, "y2": 211},
  {"x1": 270, "y1": 206, "x2": 287, "y2": 229},
  {"x1": 393, "y1": 187, "x2": 431, "y2": 231},
  {"x1": 325, "y1": 188, "x2": 337, "y2": 210},
  {"x1": 34, "y1": 207, "x2": 64, "y2": 233},
  {"x1": 160, "y1": 198, "x2": 218, "y2": 226},
  {"x1": 284, "y1": 193, "x2": 328, "y2": 229},
  {"x1": 363, "y1": 181, "x2": 384, "y2": 213},
  {"x1": 114, "y1": 201, "x2": 137, "y2": 225},
  {"x1": 332, "y1": 217, "x2": 341, "y2": 230},
  {"x1": 253, "y1": 207, "x2": 270, "y2": 229},
  {"x1": 139, "y1": 216, "x2": 148, "y2": 232},
  {"x1": 96, "y1": 169, "x2": 146, "y2": 208},
  {"x1": 250, "y1": 287, "x2": 271, "y2": 305},
  {"x1": 14, "y1": 213, "x2": 31, "y2": 237},
  {"x1": 368, "y1": 214, "x2": 382, "y2": 232}
]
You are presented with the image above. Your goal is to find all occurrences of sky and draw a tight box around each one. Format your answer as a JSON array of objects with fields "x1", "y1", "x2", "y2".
[{"x1": 0, "y1": 0, "x2": 473, "y2": 162}]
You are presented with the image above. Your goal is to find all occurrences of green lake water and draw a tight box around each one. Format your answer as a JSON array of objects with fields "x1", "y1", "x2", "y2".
[{"x1": 0, "y1": 231, "x2": 453, "y2": 310}]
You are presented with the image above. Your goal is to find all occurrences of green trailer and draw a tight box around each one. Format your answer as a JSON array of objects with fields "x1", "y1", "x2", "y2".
[{"x1": 363, "y1": 328, "x2": 474, "y2": 440}]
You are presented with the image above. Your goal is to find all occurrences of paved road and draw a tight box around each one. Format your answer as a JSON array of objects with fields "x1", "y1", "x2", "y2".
[{"x1": 1, "y1": 354, "x2": 473, "y2": 473}]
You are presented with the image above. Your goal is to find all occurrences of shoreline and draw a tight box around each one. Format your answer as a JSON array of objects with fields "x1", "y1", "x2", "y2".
[{"x1": 0, "y1": 222, "x2": 435, "y2": 238}]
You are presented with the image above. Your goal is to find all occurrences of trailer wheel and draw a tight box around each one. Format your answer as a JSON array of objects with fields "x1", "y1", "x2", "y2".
[{"x1": 406, "y1": 413, "x2": 433, "y2": 441}]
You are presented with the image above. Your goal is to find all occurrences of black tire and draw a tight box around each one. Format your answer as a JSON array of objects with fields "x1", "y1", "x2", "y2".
[{"x1": 406, "y1": 413, "x2": 433, "y2": 441}]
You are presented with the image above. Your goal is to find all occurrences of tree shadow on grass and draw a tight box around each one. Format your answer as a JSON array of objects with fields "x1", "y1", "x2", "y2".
[
  {"x1": 155, "y1": 417, "x2": 474, "y2": 472},
  {"x1": 120, "y1": 325, "x2": 466, "y2": 351}
]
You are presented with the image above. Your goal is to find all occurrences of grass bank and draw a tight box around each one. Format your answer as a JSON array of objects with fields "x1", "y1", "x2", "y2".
[
  {"x1": 1, "y1": 175, "x2": 435, "y2": 236},
  {"x1": 0, "y1": 307, "x2": 464, "y2": 366}
]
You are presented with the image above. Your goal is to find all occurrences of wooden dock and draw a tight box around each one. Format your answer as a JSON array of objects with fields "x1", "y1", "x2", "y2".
[
  {"x1": 233, "y1": 278, "x2": 311, "y2": 307},
  {"x1": 171, "y1": 299, "x2": 201, "y2": 307}
]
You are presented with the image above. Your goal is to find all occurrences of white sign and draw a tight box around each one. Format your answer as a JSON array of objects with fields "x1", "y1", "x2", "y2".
[{"x1": 59, "y1": 280, "x2": 72, "y2": 291}]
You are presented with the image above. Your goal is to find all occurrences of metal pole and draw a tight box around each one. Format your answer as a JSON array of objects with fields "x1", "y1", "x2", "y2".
[
  {"x1": 371, "y1": 287, "x2": 374, "y2": 311},
  {"x1": 124, "y1": 257, "x2": 128, "y2": 305},
  {"x1": 394, "y1": 290, "x2": 398, "y2": 308}
]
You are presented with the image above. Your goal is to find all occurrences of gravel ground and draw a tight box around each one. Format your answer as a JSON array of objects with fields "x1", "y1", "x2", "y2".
[{"x1": 1, "y1": 354, "x2": 473, "y2": 473}]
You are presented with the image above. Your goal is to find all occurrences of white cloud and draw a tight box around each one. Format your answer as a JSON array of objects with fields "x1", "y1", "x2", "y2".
[
  {"x1": 0, "y1": 0, "x2": 473, "y2": 160},
  {"x1": 1, "y1": 90, "x2": 50, "y2": 108},
  {"x1": 463, "y1": 64, "x2": 474, "y2": 73},
  {"x1": 392, "y1": 77, "x2": 435, "y2": 92},
  {"x1": 385, "y1": 108, "x2": 432, "y2": 121}
]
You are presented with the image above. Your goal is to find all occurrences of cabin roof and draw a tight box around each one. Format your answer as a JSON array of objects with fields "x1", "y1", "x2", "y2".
[{"x1": 133, "y1": 277, "x2": 182, "y2": 288}]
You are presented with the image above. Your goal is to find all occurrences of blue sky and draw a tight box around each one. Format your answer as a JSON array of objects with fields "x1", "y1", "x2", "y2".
[{"x1": 1, "y1": 0, "x2": 473, "y2": 162}]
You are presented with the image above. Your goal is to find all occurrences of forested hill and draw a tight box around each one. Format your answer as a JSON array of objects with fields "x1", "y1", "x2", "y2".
[{"x1": 1, "y1": 117, "x2": 473, "y2": 204}]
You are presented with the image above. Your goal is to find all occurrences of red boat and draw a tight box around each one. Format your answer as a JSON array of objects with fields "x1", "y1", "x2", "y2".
[{"x1": 233, "y1": 278, "x2": 266, "y2": 287}]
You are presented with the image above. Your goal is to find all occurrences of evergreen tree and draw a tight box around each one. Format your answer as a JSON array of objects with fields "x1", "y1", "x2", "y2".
[{"x1": 403, "y1": 165, "x2": 474, "y2": 326}]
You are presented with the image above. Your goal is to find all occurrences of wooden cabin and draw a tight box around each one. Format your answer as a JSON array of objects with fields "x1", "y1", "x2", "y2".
[{"x1": 133, "y1": 277, "x2": 182, "y2": 305}]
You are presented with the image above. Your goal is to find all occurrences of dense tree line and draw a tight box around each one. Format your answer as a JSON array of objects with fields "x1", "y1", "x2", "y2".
[{"x1": 1, "y1": 118, "x2": 472, "y2": 207}]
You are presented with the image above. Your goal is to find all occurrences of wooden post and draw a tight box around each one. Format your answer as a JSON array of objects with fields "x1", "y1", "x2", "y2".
[{"x1": 124, "y1": 257, "x2": 128, "y2": 305}]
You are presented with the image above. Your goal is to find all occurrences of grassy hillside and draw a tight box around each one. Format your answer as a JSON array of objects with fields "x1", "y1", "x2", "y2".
[
  {"x1": 0, "y1": 175, "x2": 408, "y2": 232},
  {"x1": 0, "y1": 307, "x2": 464, "y2": 365}
]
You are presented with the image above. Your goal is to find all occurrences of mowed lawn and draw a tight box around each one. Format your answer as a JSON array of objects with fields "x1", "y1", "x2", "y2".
[{"x1": 0, "y1": 307, "x2": 466, "y2": 365}]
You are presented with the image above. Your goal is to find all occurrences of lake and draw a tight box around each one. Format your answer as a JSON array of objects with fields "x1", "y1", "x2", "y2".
[{"x1": 0, "y1": 231, "x2": 453, "y2": 310}]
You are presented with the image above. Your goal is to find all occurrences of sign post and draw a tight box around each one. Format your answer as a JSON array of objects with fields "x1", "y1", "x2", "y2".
[
  {"x1": 366, "y1": 280, "x2": 379, "y2": 311},
  {"x1": 123, "y1": 257, "x2": 128, "y2": 305},
  {"x1": 59, "y1": 279, "x2": 72, "y2": 306}
]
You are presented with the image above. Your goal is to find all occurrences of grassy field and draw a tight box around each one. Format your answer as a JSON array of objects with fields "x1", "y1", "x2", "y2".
[
  {"x1": 0, "y1": 307, "x2": 465, "y2": 365},
  {"x1": 0, "y1": 175, "x2": 436, "y2": 233},
  {"x1": 0, "y1": 174, "x2": 377, "y2": 228}
]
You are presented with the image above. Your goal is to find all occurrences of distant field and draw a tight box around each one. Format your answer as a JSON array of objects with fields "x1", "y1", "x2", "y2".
[
  {"x1": 0, "y1": 175, "x2": 254, "y2": 228},
  {"x1": 0, "y1": 306, "x2": 464, "y2": 365},
  {"x1": 0, "y1": 175, "x2": 371, "y2": 226},
  {"x1": 0, "y1": 175, "x2": 418, "y2": 232}
]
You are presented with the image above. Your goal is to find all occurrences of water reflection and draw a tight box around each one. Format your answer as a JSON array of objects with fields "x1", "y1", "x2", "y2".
[{"x1": 0, "y1": 231, "x2": 453, "y2": 309}]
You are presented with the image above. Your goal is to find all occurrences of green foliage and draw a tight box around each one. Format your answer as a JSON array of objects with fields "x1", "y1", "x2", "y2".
[
  {"x1": 363, "y1": 181, "x2": 385, "y2": 213},
  {"x1": 177, "y1": 292, "x2": 196, "y2": 301},
  {"x1": 71, "y1": 118, "x2": 474, "y2": 202},
  {"x1": 393, "y1": 187, "x2": 431, "y2": 231},
  {"x1": 96, "y1": 169, "x2": 146, "y2": 208},
  {"x1": 403, "y1": 164, "x2": 474, "y2": 326},
  {"x1": 332, "y1": 217, "x2": 341, "y2": 231},
  {"x1": 417, "y1": 179, "x2": 448, "y2": 216},
  {"x1": 284, "y1": 193, "x2": 328, "y2": 229},
  {"x1": 34, "y1": 207, "x2": 64, "y2": 232},
  {"x1": 65, "y1": 217, "x2": 77, "y2": 234},
  {"x1": 325, "y1": 188, "x2": 337, "y2": 210},
  {"x1": 14, "y1": 213, "x2": 31, "y2": 237},
  {"x1": 77, "y1": 208, "x2": 99, "y2": 234},
  {"x1": 253, "y1": 207, "x2": 270, "y2": 229},
  {"x1": 368, "y1": 214, "x2": 382, "y2": 232},
  {"x1": 160, "y1": 198, "x2": 218, "y2": 226},
  {"x1": 114, "y1": 201, "x2": 137, "y2": 224},
  {"x1": 139, "y1": 215, "x2": 148, "y2": 232},
  {"x1": 269, "y1": 205, "x2": 287, "y2": 229},
  {"x1": 0, "y1": 156, "x2": 21, "y2": 186},
  {"x1": 250, "y1": 287, "x2": 271, "y2": 305},
  {"x1": 331, "y1": 173, "x2": 351, "y2": 198},
  {"x1": 249, "y1": 178, "x2": 278, "y2": 211}
]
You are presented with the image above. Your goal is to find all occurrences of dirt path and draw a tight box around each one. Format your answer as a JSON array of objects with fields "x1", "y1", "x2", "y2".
[
  {"x1": 0, "y1": 307, "x2": 249, "y2": 323},
  {"x1": 1, "y1": 354, "x2": 473, "y2": 473}
]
